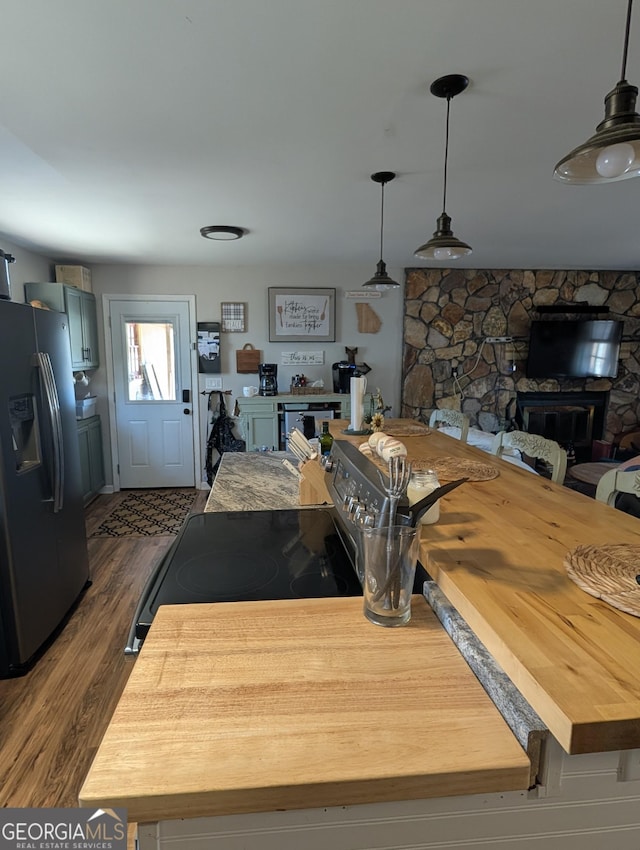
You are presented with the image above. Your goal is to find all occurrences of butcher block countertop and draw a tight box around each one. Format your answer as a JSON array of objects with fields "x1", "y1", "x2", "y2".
[
  {"x1": 79, "y1": 596, "x2": 530, "y2": 823},
  {"x1": 331, "y1": 420, "x2": 640, "y2": 755}
]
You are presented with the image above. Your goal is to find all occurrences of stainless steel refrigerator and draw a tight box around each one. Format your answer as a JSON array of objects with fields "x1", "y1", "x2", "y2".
[{"x1": 0, "y1": 299, "x2": 90, "y2": 677}]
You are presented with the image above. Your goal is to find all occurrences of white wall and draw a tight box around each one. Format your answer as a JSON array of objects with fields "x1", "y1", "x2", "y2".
[
  {"x1": 0, "y1": 239, "x2": 406, "y2": 487},
  {"x1": 91, "y1": 263, "x2": 405, "y2": 485},
  {"x1": 0, "y1": 236, "x2": 54, "y2": 299}
]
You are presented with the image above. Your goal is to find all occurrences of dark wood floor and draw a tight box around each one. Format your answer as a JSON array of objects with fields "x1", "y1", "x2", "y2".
[{"x1": 0, "y1": 488, "x2": 208, "y2": 838}]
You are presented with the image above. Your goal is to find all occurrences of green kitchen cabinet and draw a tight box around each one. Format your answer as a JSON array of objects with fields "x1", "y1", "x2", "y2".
[
  {"x1": 77, "y1": 415, "x2": 105, "y2": 505},
  {"x1": 237, "y1": 399, "x2": 280, "y2": 451},
  {"x1": 24, "y1": 281, "x2": 100, "y2": 370},
  {"x1": 236, "y1": 393, "x2": 354, "y2": 451}
]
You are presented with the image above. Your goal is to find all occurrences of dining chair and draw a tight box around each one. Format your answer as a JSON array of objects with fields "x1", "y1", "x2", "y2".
[
  {"x1": 595, "y1": 468, "x2": 640, "y2": 507},
  {"x1": 490, "y1": 431, "x2": 568, "y2": 484},
  {"x1": 428, "y1": 409, "x2": 470, "y2": 443}
]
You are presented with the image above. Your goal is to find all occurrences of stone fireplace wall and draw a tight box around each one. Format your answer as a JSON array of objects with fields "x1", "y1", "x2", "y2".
[{"x1": 401, "y1": 269, "x2": 640, "y2": 442}]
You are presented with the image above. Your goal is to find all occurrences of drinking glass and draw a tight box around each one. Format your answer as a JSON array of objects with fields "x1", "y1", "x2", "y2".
[{"x1": 362, "y1": 525, "x2": 419, "y2": 627}]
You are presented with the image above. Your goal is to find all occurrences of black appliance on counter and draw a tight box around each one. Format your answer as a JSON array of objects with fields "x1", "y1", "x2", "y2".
[
  {"x1": 258, "y1": 363, "x2": 278, "y2": 396},
  {"x1": 332, "y1": 361, "x2": 357, "y2": 393},
  {"x1": 332, "y1": 361, "x2": 371, "y2": 393}
]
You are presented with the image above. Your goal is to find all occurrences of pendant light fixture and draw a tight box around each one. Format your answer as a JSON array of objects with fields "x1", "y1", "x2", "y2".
[
  {"x1": 554, "y1": 0, "x2": 640, "y2": 183},
  {"x1": 415, "y1": 74, "x2": 472, "y2": 261},
  {"x1": 363, "y1": 171, "x2": 399, "y2": 290}
]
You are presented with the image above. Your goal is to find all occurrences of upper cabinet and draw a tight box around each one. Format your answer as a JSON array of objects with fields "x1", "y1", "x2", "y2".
[{"x1": 24, "y1": 282, "x2": 100, "y2": 370}]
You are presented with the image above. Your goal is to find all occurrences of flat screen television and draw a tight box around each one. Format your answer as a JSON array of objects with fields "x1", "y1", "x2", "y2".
[{"x1": 526, "y1": 319, "x2": 623, "y2": 379}]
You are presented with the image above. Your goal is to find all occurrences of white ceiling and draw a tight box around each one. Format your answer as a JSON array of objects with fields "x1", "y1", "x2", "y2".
[{"x1": 1, "y1": 0, "x2": 639, "y2": 271}]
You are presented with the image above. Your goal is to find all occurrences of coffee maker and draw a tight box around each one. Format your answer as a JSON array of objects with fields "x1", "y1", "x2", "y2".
[
  {"x1": 258, "y1": 363, "x2": 278, "y2": 396},
  {"x1": 332, "y1": 361, "x2": 358, "y2": 394}
]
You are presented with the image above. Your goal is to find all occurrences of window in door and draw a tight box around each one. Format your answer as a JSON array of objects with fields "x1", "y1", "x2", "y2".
[{"x1": 125, "y1": 321, "x2": 177, "y2": 402}]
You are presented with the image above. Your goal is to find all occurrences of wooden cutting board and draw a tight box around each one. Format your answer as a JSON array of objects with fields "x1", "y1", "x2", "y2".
[{"x1": 79, "y1": 597, "x2": 529, "y2": 823}]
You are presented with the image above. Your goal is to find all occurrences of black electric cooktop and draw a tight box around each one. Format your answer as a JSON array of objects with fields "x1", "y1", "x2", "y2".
[{"x1": 132, "y1": 509, "x2": 362, "y2": 645}]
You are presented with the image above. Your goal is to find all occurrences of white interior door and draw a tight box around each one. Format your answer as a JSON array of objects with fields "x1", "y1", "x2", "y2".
[{"x1": 110, "y1": 299, "x2": 195, "y2": 488}]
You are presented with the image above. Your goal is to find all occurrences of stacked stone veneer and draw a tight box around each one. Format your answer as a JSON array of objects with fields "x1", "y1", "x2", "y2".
[{"x1": 401, "y1": 268, "x2": 640, "y2": 442}]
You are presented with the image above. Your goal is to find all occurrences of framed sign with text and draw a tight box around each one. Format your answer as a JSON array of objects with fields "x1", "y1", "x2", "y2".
[
  {"x1": 220, "y1": 302, "x2": 247, "y2": 333},
  {"x1": 268, "y1": 287, "x2": 335, "y2": 342}
]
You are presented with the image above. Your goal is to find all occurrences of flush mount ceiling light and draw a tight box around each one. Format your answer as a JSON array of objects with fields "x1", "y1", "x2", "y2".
[
  {"x1": 363, "y1": 171, "x2": 399, "y2": 290},
  {"x1": 415, "y1": 74, "x2": 472, "y2": 262},
  {"x1": 199, "y1": 226, "x2": 246, "y2": 240},
  {"x1": 554, "y1": 0, "x2": 640, "y2": 183}
]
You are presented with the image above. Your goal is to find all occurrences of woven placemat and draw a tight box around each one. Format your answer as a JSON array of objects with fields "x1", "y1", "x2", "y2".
[
  {"x1": 430, "y1": 456, "x2": 499, "y2": 482},
  {"x1": 381, "y1": 420, "x2": 431, "y2": 437},
  {"x1": 564, "y1": 544, "x2": 640, "y2": 617}
]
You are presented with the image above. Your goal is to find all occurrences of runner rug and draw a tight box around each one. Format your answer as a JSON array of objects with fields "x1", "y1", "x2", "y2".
[{"x1": 90, "y1": 489, "x2": 198, "y2": 538}]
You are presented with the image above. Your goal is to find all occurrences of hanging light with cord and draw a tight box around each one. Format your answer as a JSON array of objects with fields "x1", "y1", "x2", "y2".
[
  {"x1": 554, "y1": 0, "x2": 640, "y2": 183},
  {"x1": 415, "y1": 74, "x2": 472, "y2": 261},
  {"x1": 363, "y1": 171, "x2": 399, "y2": 290}
]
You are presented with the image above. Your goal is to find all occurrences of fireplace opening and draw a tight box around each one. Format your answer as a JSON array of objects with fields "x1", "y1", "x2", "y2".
[{"x1": 515, "y1": 391, "x2": 609, "y2": 463}]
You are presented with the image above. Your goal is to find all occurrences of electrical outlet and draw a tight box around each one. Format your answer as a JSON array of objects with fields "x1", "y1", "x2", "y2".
[{"x1": 205, "y1": 376, "x2": 223, "y2": 390}]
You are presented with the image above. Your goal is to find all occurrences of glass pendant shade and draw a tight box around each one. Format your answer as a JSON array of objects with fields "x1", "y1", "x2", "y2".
[
  {"x1": 414, "y1": 74, "x2": 472, "y2": 262},
  {"x1": 363, "y1": 171, "x2": 399, "y2": 290},
  {"x1": 554, "y1": 0, "x2": 640, "y2": 184}
]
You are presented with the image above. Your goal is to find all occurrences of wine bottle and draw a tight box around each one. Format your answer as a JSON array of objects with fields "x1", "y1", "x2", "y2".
[{"x1": 319, "y1": 421, "x2": 334, "y2": 456}]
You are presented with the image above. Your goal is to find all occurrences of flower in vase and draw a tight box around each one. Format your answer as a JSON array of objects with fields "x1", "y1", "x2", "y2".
[{"x1": 371, "y1": 412, "x2": 385, "y2": 431}]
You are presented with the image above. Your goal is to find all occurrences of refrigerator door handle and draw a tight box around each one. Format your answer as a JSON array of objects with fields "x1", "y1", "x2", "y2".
[{"x1": 34, "y1": 352, "x2": 65, "y2": 512}]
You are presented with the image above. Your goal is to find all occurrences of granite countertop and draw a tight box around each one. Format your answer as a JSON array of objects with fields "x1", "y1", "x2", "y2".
[{"x1": 205, "y1": 451, "x2": 302, "y2": 512}]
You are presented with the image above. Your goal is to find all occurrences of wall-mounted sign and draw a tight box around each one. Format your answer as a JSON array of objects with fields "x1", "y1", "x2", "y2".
[
  {"x1": 280, "y1": 351, "x2": 325, "y2": 365},
  {"x1": 221, "y1": 302, "x2": 247, "y2": 332},
  {"x1": 268, "y1": 287, "x2": 335, "y2": 342},
  {"x1": 344, "y1": 290, "x2": 382, "y2": 299}
]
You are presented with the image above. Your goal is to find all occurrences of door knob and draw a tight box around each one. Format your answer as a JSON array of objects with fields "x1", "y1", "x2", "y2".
[{"x1": 183, "y1": 408, "x2": 191, "y2": 415}]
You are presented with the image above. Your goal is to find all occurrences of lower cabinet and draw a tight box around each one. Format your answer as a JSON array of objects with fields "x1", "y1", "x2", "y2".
[
  {"x1": 238, "y1": 400, "x2": 280, "y2": 452},
  {"x1": 237, "y1": 394, "x2": 354, "y2": 452},
  {"x1": 77, "y1": 415, "x2": 105, "y2": 505}
]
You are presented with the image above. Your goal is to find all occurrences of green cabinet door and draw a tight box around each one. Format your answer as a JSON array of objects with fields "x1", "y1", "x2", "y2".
[
  {"x1": 79, "y1": 290, "x2": 99, "y2": 369},
  {"x1": 24, "y1": 282, "x2": 100, "y2": 370},
  {"x1": 242, "y1": 411, "x2": 280, "y2": 451},
  {"x1": 67, "y1": 288, "x2": 99, "y2": 370},
  {"x1": 237, "y1": 399, "x2": 279, "y2": 451},
  {"x1": 77, "y1": 415, "x2": 105, "y2": 505},
  {"x1": 77, "y1": 420, "x2": 93, "y2": 504},
  {"x1": 65, "y1": 287, "x2": 86, "y2": 369}
]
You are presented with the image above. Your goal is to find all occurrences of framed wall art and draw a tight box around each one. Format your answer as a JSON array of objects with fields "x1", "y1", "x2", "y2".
[
  {"x1": 268, "y1": 287, "x2": 335, "y2": 342},
  {"x1": 221, "y1": 302, "x2": 247, "y2": 332}
]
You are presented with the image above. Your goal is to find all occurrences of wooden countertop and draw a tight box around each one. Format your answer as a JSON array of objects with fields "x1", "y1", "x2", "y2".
[
  {"x1": 330, "y1": 420, "x2": 640, "y2": 755},
  {"x1": 79, "y1": 597, "x2": 530, "y2": 822}
]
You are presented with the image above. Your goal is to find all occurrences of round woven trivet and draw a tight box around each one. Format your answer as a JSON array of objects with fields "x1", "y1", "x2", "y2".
[
  {"x1": 384, "y1": 421, "x2": 431, "y2": 437},
  {"x1": 564, "y1": 544, "x2": 640, "y2": 617},
  {"x1": 430, "y1": 456, "x2": 499, "y2": 482}
]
